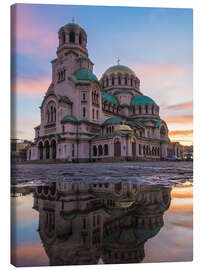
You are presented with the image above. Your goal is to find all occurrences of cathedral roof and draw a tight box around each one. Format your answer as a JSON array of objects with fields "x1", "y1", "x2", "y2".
[
  {"x1": 103, "y1": 117, "x2": 123, "y2": 125},
  {"x1": 131, "y1": 95, "x2": 157, "y2": 106},
  {"x1": 102, "y1": 91, "x2": 119, "y2": 105},
  {"x1": 114, "y1": 89, "x2": 134, "y2": 95},
  {"x1": 102, "y1": 64, "x2": 136, "y2": 77},
  {"x1": 61, "y1": 115, "x2": 78, "y2": 123},
  {"x1": 74, "y1": 69, "x2": 98, "y2": 82}
]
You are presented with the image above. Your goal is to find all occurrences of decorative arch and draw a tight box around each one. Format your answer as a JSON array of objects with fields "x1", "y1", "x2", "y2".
[
  {"x1": 69, "y1": 31, "x2": 75, "y2": 43},
  {"x1": 160, "y1": 125, "x2": 167, "y2": 139},
  {"x1": 104, "y1": 144, "x2": 109, "y2": 156},
  {"x1": 114, "y1": 138, "x2": 121, "y2": 157},
  {"x1": 44, "y1": 140, "x2": 50, "y2": 159},
  {"x1": 93, "y1": 145, "x2": 97, "y2": 156},
  {"x1": 98, "y1": 145, "x2": 103, "y2": 156},
  {"x1": 38, "y1": 141, "x2": 43, "y2": 160},
  {"x1": 51, "y1": 140, "x2": 57, "y2": 159}
]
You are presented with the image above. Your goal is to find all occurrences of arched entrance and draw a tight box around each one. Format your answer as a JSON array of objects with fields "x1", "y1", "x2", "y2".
[
  {"x1": 38, "y1": 142, "x2": 43, "y2": 160},
  {"x1": 45, "y1": 140, "x2": 50, "y2": 159},
  {"x1": 114, "y1": 138, "x2": 121, "y2": 158},
  {"x1": 51, "y1": 140, "x2": 57, "y2": 159},
  {"x1": 131, "y1": 137, "x2": 136, "y2": 159}
]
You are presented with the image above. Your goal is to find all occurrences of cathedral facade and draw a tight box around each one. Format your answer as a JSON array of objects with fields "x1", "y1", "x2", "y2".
[{"x1": 27, "y1": 21, "x2": 183, "y2": 162}]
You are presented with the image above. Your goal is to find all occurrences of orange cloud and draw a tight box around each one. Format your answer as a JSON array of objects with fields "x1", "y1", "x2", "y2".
[
  {"x1": 12, "y1": 76, "x2": 51, "y2": 96},
  {"x1": 169, "y1": 130, "x2": 193, "y2": 136},
  {"x1": 165, "y1": 115, "x2": 193, "y2": 125},
  {"x1": 167, "y1": 101, "x2": 193, "y2": 109}
]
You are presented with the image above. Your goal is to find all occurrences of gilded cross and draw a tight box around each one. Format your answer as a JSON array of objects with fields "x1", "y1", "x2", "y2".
[
  {"x1": 72, "y1": 17, "x2": 75, "y2": 23},
  {"x1": 117, "y1": 57, "x2": 120, "y2": 65}
]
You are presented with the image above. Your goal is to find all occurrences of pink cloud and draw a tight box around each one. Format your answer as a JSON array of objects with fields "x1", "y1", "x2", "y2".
[
  {"x1": 166, "y1": 101, "x2": 193, "y2": 109},
  {"x1": 11, "y1": 5, "x2": 57, "y2": 58},
  {"x1": 12, "y1": 75, "x2": 51, "y2": 96}
]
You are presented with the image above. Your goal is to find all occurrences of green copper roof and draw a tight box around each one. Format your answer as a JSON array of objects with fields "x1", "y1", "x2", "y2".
[
  {"x1": 114, "y1": 89, "x2": 134, "y2": 95},
  {"x1": 58, "y1": 95, "x2": 73, "y2": 104},
  {"x1": 155, "y1": 120, "x2": 163, "y2": 127},
  {"x1": 103, "y1": 117, "x2": 123, "y2": 125},
  {"x1": 102, "y1": 91, "x2": 119, "y2": 105},
  {"x1": 131, "y1": 95, "x2": 157, "y2": 106},
  {"x1": 135, "y1": 228, "x2": 161, "y2": 240},
  {"x1": 61, "y1": 115, "x2": 78, "y2": 123},
  {"x1": 79, "y1": 56, "x2": 89, "y2": 60},
  {"x1": 74, "y1": 69, "x2": 98, "y2": 82},
  {"x1": 102, "y1": 65, "x2": 135, "y2": 77},
  {"x1": 120, "y1": 103, "x2": 130, "y2": 107}
]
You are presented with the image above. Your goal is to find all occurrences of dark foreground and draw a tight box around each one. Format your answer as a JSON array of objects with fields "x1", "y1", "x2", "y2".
[{"x1": 11, "y1": 161, "x2": 193, "y2": 266}]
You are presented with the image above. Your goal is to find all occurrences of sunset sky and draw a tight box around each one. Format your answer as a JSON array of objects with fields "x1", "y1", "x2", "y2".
[{"x1": 11, "y1": 4, "x2": 193, "y2": 145}]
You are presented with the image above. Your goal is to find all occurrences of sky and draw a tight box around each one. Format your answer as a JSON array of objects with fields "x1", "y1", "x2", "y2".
[{"x1": 11, "y1": 4, "x2": 193, "y2": 145}]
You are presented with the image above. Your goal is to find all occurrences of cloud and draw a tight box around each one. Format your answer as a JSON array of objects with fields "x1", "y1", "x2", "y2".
[
  {"x1": 166, "y1": 101, "x2": 193, "y2": 109},
  {"x1": 165, "y1": 115, "x2": 193, "y2": 125},
  {"x1": 11, "y1": 4, "x2": 57, "y2": 59},
  {"x1": 12, "y1": 75, "x2": 51, "y2": 96},
  {"x1": 169, "y1": 130, "x2": 193, "y2": 136}
]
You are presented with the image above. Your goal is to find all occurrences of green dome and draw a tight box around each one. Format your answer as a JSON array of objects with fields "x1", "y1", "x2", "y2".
[
  {"x1": 102, "y1": 91, "x2": 119, "y2": 105},
  {"x1": 61, "y1": 115, "x2": 78, "y2": 123},
  {"x1": 74, "y1": 69, "x2": 98, "y2": 82},
  {"x1": 131, "y1": 95, "x2": 157, "y2": 106},
  {"x1": 103, "y1": 117, "x2": 123, "y2": 125},
  {"x1": 102, "y1": 65, "x2": 136, "y2": 77}
]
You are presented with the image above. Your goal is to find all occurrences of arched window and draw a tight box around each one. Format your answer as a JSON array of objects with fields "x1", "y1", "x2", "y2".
[
  {"x1": 104, "y1": 144, "x2": 108, "y2": 155},
  {"x1": 125, "y1": 77, "x2": 127, "y2": 85},
  {"x1": 54, "y1": 107, "x2": 56, "y2": 122},
  {"x1": 79, "y1": 32, "x2": 83, "y2": 45},
  {"x1": 62, "y1": 31, "x2": 65, "y2": 43},
  {"x1": 118, "y1": 76, "x2": 121, "y2": 85},
  {"x1": 83, "y1": 107, "x2": 86, "y2": 118},
  {"x1": 131, "y1": 78, "x2": 133, "y2": 86},
  {"x1": 98, "y1": 145, "x2": 103, "y2": 156},
  {"x1": 51, "y1": 106, "x2": 53, "y2": 122},
  {"x1": 62, "y1": 125, "x2": 65, "y2": 133},
  {"x1": 112, "y1": 76, "x2": 114, "y2": 85},
  {"x1": 69, "y1": 31, "x2": 75, "y2": 43},
  {"x1": 93, "y1": 146, "x2": 97, "y2": 156},
  {"x1": 47, "y1": 110, "x2": 50, "y2": 123},
  {"x1": 139, "y1": 144, "x2": 142, "y2": 155},
  {"x1": 139, "y1": 106, "x2": 142, "y2": 114},
  {"x1": 146, "y1": 105, "x2": 148, "y2": 114},
  {"x1": 143, "y1": 145, "x2": 146, "y2": 155},
  {"x1": 96, "y1": 110, "x2": 99, "y2": 120},
  {"x1": 106, "y1": 78, "x2": 109, "y2": 87},
  {"x1": 112, "y1": 126, "x2": 114, "y2": 133}
]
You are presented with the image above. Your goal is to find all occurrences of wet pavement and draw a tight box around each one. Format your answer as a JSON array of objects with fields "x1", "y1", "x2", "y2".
[{"x1": 11, "y1": 161, "x2": 193, "y2": 267}]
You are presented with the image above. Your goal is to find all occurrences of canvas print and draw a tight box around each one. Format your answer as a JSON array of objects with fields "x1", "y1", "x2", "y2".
[{"x1": 11, "y1": 3, "x2": 193, "y2": 267}]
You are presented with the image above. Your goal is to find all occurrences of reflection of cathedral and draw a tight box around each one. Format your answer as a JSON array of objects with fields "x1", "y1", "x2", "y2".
[
  {"x1": 27, "y1": 21, "x2": 183, "y2": 162},
  {"x1": 33, "y1": 181, "x2": 171, "y2": 265}
]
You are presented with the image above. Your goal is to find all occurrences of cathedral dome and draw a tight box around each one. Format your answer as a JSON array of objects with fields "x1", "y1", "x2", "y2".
[
  {"x1": 115, "y1": 122, "x2": 133, "y2": 132},
  {"x1": 131, "y1": 95, "x2": 157, "y2": 106},
  {"x1": 102, "y1": 64, "x2": 136, "y2": 77}
]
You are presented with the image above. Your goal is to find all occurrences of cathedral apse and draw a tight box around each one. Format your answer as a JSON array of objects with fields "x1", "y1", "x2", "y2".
[{"x1": 33, "y1": 181, "x2": 172, "y2": 265}]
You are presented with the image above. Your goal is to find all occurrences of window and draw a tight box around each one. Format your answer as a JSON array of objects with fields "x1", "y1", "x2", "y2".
[
  {"x1": 146, "y1": 105, "x2": 148, "y2": 114},
  {"x1": 139, "y1": 144, "x2": 142, "y2": 155},
  {"x1": 72, "y1": 144, "x2": 75, "y2": 157},
  {"x1": 96, "y1": 110, "x2": 99, "y2": 120},
  {"x1": 83, "y1": 93, "x2": 86, "y2": 100},
  {"x1": 98, "y1": 145, "x2": 103, "y2": 156},
  {"x1": 69, "y1": 31, "x2": 75, "y2": 43},
  {"x1": 79, "y1": 33, "x2": 83, "y2": 45},
  {"x1": 139, "y1": 106, "x2": 142, "y2": 114},
  {"x1": 62, "y1": 125, "x2": 65, "y2": 133},
  {"x1": 83, "y1": 218, "x2": 86, "y2": 229},
  {"x1": 131, "y1": 78, "x2": 133, "y2": 86},
  {"x1": 125, "y1": 77, "x2": 127, "y2": 85},
  {"x1": 93, "y1": 146, "x2": 97, "y2": 156},
  {"x1": 104, "y1": 144, "x2": 108, "y2": 155},
  {"x1": 83, "y1": 107, "x2": 86, "y2": 117},
  {"x1": 62, "y1": 31, "x2": 66, "y2": 43},
  {"x1": 92, "y1": 109, "x2": 95, "y2": 119},
  {"x1": 118, "y1": 76, "x2": 121, "y2": 85},
  {"x1": 112, "y1": 76, "x2": 114, "y2": 85},
  {"x1": 106, "y1": 78, "x2": 109, "y2": 87}
]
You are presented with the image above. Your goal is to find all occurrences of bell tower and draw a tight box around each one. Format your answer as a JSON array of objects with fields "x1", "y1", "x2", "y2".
[{"x1": 57, "y1": 20, "x2": 88, "y2": 58}]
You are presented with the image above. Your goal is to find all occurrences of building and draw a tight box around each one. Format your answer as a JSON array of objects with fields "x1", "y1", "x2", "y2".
[
  {"x1": 11, "y1": 139, "x2": 31, "y2": 163},
  {"x1": 26, "y1": 21, "x2": 183, "y2": 162},
  {"x1": 33, "y1": 181, "x2": 171, "y2": 265}
]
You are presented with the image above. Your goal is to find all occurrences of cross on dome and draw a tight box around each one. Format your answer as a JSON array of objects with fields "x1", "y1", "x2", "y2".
[
  {"x1": 72, "y1": 17, "x2": 75, "y2": 23},
  {"x1": 117, "y1": 57, "x2": 120, "y2": 65}
]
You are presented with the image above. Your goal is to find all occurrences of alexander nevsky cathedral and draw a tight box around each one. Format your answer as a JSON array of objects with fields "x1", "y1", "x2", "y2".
[{"x1": 27, "y1": 21, "x2": 183, "y2": 162}]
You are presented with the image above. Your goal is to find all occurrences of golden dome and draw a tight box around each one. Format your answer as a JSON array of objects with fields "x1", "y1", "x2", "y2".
[
  {"x1": 102, "y1": 64, "x2": 136, "y2": 77},
  {"x1": 115, "y1": 122, "x2": 133, "y2": 132}
]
